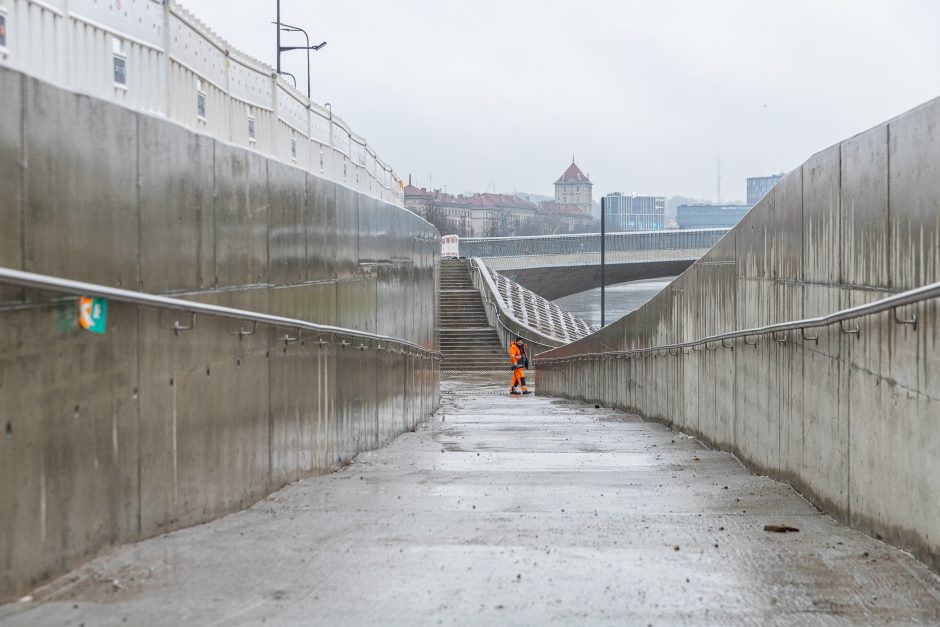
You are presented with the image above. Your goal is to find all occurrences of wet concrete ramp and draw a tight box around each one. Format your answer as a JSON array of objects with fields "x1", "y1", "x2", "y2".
[{"x1": 2, "y1": 374, "x2": 939, "y2": 625}]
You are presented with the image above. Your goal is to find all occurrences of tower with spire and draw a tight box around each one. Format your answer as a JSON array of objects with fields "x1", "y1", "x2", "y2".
[{"x1": 553, "y1": 157, "x2": 593, "y2": 214}]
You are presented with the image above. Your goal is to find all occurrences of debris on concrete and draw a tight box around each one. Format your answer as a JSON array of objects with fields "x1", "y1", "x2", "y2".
[{"x1": 764, "y1": 525, "x2": 800, "y2": 533}]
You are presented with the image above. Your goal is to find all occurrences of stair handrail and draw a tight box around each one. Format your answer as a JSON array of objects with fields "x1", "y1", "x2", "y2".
[
  {"x1": 0, "y1": 267, "x2": 442, "y2": 360},
  {"x1": 468, "y1": 259, "x2": 563, "y2": 353},
  {"x1": 535, "y1": 277, "x2": 940, "y2": 364}
]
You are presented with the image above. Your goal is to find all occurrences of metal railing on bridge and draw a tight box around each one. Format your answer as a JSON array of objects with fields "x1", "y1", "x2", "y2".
[
  {"x1": 467, "y1": 258, "x2": 595, "y2": 356},
  {"x1": 459, "y1": 228, "x2": 729, "y2": 258}
]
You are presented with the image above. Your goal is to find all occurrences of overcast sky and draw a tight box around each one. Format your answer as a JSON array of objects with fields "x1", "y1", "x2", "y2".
[{"x1": 185, "y1": 0, "x2": 940, "y2": 202}]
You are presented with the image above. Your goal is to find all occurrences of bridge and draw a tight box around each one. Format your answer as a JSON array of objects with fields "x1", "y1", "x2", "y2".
[
  {"x1": 458, "y1": 230, "x2": 726, "y2": 299},
  {"x1": 2, "y1": 1, "x2": 940, "y2": 624}
]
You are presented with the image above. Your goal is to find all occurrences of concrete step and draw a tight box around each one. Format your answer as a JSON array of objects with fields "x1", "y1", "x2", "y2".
[
  {"x1": 441, "y1": 350, "x2": 504, "y2": 355},
  {"x1": 441, "y1": 312, "x2": 489, "y2": 326}
]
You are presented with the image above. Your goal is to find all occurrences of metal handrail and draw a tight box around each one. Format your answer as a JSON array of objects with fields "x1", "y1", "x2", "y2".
[
  {"x1": 468, "y1": 259, "x2": 560, "y2": 351},
  {"x1": 0, "y1": 267, "x2": 442, "y2": 360},
  {"x1": 536, "y1": 279, "x2": 937, "y2": 364}
]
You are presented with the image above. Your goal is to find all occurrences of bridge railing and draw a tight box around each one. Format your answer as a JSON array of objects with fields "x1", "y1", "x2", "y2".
[
  {"x1": 0, "y1": 0, "x2": 403, "y2": 206},
  {"x1": 460, "y1": 228, "x2": 728, "y2": 258}
]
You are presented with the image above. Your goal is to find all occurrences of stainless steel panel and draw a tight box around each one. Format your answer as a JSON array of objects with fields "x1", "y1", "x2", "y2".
[
  {"x1": 268, "y1": 282, "x2": 337, "y2": 326},
  {"x1": 0, "y1": 67, "x2": 23, "y2": 303},
  {"x1": 306, "y1": 175, "x2": 337, "y2": 282},
  {"x1": 138, "y1": 116, "x2": 215, "y2": 292},
  {"x1": 335, "y1": 277, "x2": 377, "y2": 335},
  {"x1": 214, "y1": 146, "x2": 269, "y2": 287},
  {"x1": 375, "y1": 263, "x2": 405, "y2": 340},
  {"x1": 25, "y1": 77, "x2": 139, "y2": 289},
  {"x1": 357, "y1": 196, "x2": 380, "y2": 263},
  {"x1": 334, "y1": 186, "x2": 359, "y2": 280},
  {"x1": 267, "y1": 161, "x2": 307, "y2": 286}
]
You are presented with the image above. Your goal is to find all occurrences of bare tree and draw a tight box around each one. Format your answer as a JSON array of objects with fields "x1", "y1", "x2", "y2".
[{"x1": 415, "y1": 199, "x2": 452, "y2": 235}]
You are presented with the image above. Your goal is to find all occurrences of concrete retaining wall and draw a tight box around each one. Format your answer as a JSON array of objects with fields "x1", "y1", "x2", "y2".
[
  {"x1": 0, "y1": 66, "x2": 440, "y2": 601},
  {"x1": 537, "y1": 96, "x2": 940, "y2": 572}
]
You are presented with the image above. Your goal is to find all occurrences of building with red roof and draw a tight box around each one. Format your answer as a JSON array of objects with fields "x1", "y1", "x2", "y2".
[
  {"x1": 554, "y1": 159, "x2": 593, "y2": 214},
  {"x1": 403, "y1": 160, "x2": 595, "y2": 236}
]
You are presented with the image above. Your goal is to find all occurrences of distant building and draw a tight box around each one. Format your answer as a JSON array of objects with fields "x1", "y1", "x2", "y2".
[
  {"x1": 403, "y1": 186, "x2": 591, "y2": 236},
  {"x1": 676, "y1": 204, "x2": 750, "y2": 229},
  {"x1": 537, "y1": 201, "x2": 594, "y2": 232},
  {"x1": 746, "y1": 174, "x2": 783, "y2": 206},
  {"x1": 403, "y1": 158, "x2": 594, "y2": 236},
  {"x1": 603, "y1": 193, "x2": 665, "y2": 231},
  {"x1": 554, "y1": 159, "x2": 593, "y2": 215}
]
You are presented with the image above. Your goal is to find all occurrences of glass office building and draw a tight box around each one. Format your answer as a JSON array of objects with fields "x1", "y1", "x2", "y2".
[
  {"x1": 746, "y1": 174, "x2": 783, "y2": 206},
  {"x1": 676, "y1": 204, "x2": 751, "y2": 229},
  {"x1": 603, "y1": 193, "x2": 665, "y2": 231}
]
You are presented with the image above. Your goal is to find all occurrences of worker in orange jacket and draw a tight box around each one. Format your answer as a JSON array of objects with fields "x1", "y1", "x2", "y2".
[{"x1": 509, "y1": 337, "x2": 531, "y2": 395}]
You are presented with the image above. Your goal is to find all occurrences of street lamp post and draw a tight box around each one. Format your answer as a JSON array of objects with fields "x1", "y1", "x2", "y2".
[
  {"x1": 600, "y1": 196, "x2": 606, "y2": 328},
  {"x1": 273, "y1": 2, "x2": 326, "y2": 100},
  {"x1": 278, "y1": 71, "x2": 297, "y2": 89},
  {"x1": 276, "y1": 0, "x2": 281, "y2": 75}
]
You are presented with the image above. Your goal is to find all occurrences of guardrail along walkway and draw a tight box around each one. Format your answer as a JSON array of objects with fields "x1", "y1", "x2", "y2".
[{"x1": 3, "y1": 373, "x2": 938, "y2": 625}]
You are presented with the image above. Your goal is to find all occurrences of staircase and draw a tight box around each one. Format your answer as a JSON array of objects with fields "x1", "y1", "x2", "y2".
[{"x1": 440, "y1": 259, "x2": 508, "y2": 370}]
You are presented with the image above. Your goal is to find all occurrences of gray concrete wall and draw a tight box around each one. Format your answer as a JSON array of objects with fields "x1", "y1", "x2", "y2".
[
  {"x1": 537, "y1": 96, "x2": 940, "y2": 572},
  {"x1": 0, "y1": 66, "x2": 440, "y2": 601}
]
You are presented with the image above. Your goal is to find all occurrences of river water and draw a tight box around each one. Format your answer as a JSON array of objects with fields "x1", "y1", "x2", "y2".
[{"x1": 553, "y1": 277, "x2": 675, "y2": 329}]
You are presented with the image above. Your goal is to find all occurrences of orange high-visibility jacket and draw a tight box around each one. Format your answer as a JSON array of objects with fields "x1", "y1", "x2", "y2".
[{"x1": 509, "y1": 342, "x2": 526, "y2": 369}]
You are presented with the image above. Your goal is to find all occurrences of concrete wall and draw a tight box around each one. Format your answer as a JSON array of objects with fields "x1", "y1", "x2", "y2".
[
  {"x1": 537, "y1": 96, "x2": 940, "y2": 572},
  {"x1": 0, "y1": 66, "x2": 440, "y2": 601}
]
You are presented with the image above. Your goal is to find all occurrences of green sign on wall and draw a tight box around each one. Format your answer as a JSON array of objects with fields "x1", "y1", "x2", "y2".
[{"x1": 79, "y1": 296, "x2": 107, "y2": 334}]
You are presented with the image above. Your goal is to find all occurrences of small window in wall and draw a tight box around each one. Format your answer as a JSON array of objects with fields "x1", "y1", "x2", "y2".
[
  {"x1": 343, "y1": 159, "x2": 347, "y2": 179},
  {"x1": 112, "y1": 38, "x2": 127, "y2": 87},
  {"x1": 247, "y1": 115, "x2": 256, "y2": 142},
  {"x1": 290, "y1": 136, "x2": 297, "y2": 161},
  {"x1": 195, "y1": 78, "x2": 207, "y2": 121},
  {"x1": 319, "y1": 151, "x2": 324, "y2": 172},
  {"x1": 355, "y1": 170, "x2": 360, "y2": 186},
  {"x1": 0, "y1": 10, "x2": 8, "y2": 52}
]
